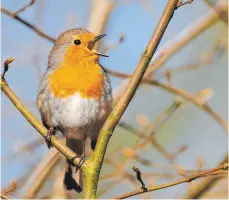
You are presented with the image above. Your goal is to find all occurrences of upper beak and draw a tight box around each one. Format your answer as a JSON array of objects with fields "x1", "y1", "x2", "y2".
[{"x1": 87, "y1": 34, "x2": 109, "y2": 57}]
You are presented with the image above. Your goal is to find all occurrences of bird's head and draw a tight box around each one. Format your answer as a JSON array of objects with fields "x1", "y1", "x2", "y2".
[{"x1": 48, "y1": 28, "x2": 108, "y2": 67}]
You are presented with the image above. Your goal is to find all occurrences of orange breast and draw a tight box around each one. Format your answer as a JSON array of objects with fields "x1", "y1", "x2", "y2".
[{"x1": 48, "y1": 59, "x2": 104, "y2": 100}]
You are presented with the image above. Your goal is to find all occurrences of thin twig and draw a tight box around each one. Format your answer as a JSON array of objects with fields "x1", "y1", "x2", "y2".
[
  {"x1": 116, "y1": 100, "x2": 186, "y2": 179},
  {"x1": 153, "y1": 81, "x2": 228, "y2": 133},
  {"x1": 176, "y1": 0, "x2": 193, "y2": 9},
  {"x1": 2, "y1": 168, "x2": 35, "y2": 196},
  {"x1": 146, "y1": 5, "x2": 226, "y2": 76},
  {"x1": 2, "y1": 182, "x2": 17, "y2": 195},
  {"x1": 120, "y1": 101, "x2": 188, "y2": 176},
  {"x1": 12, "y1": 0, "x2": 36, "y2": 15},
  {"x1": 113, "y1": 163, "x2": 228, "y2": 199},
  {"x1": 182, "y1": 155, "x2": 228, "y2": 199},
  {"x1": 1, "y1": 57, "x2": 14, "y2": 80},
  {"x1": 149, "y1": 100, "x2": 183, "y2": 137},
  {"x1": 113, "y1": 6, "x2": 227, "y2": 103},
  {"x1": 163, "y1": 41, "x2": 226, "y2": 74},
  {"x1": 107, "y1": 70, "x2": 228, "y2": 133},
  {"x1": 135, "y1": 100, "x2": 184, "y2": 159},
  {"x1": 1, "y1": 182, "x2": 16, "y2": 199},
  {"x1": 132, "y1": 166, "x2": 147, "y2": 190},
  {"x1": 1, "y1": 8, "x2": 55, "y2": 42}
]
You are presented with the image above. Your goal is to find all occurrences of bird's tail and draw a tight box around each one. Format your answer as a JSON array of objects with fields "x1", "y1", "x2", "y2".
[{"x1": 64, "y1": 138, "x2": 84, "y2": 193}]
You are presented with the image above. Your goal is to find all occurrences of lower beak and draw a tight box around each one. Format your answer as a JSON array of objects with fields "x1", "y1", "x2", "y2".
[{"x1": 88, "y1": 34, "x2": 109, "y2": 57}]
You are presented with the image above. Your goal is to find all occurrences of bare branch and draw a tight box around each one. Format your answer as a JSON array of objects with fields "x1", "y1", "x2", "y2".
[
  {"x1": 1, "y1": 181, "x2": 16, "y2": 199},
  {"x1": 182, "y1": 155, "x2": 228, "y2": 199},
  {"x1": 107, "y1": 69, "x2": 228, "y2": 133},
  {"x1": 146, "y1": 4, "x2": 227, "y2": 76},
  {"x1": 2, "y1": 182, "x2": 17, "y2": 196},
  {"x1": 2, "y1": 169, "x2": 35, "y2": 197},
  {"x1": 176, "y1": 0, "x2": 193, "y2": 9},
  {"x1": 82, "y1": 1, "x2": 179, "y2": 198},
  {"x1": 113, "y1": 5, "x2": 227, "y2": 103},
  {"x1": 1, "y1": 8, "x2": 55, "y2": 42},
  {"x1": 12, "y1": 0, "x2": 36, "y2": 15},
  {"x1": 204, "y1": 0, "x2": 228, "y2": 23},
  {"x1": 132, "y1": 166, "x2": 147, "y2": 191},
  {"x1": 1, "y1": 57, "x2": 14, "y2": 80},
  {"x1": 113, "y1": 163, "x2": 228, "y2": 199}
]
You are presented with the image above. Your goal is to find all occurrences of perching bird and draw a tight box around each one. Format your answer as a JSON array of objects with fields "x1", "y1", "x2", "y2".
[{"x1": 37, "y1": 28, "x2": 112, "y2": 192}]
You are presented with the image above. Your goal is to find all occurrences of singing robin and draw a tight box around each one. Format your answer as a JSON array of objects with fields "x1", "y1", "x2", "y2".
[{"x1": 37, "y1": 28, "x2": 112, "y2": 192}]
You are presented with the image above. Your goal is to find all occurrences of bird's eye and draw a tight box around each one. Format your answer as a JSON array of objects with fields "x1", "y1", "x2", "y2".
[{"x1": 74, "y1": 39, "x2": 81, "y2": 45}]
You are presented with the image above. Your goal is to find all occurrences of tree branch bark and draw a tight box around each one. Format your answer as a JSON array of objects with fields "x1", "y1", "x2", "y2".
[
  {"x1": 82, "y1": 0, "x2": 179, "y2": 198},
  {"x1": 1, "y1": 77, "x2": 82, "y2": 168}
]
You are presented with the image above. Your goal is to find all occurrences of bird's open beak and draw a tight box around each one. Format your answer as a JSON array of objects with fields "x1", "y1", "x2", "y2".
[{"x1": 87, "y1": 34, "x2": 109, "y2": 57}]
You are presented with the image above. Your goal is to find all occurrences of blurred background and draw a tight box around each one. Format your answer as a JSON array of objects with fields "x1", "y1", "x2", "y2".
[{"x1": 1, "y1": 0, "x2": 228, "y2": 199}]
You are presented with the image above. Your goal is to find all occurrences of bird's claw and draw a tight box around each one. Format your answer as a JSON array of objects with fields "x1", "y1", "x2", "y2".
[
  {"x1": 70, "y1": 155, "x2": 85, "y2": 172},
  {"x1": 45, "y1": 127, "x2": 55, "y2": 148}
]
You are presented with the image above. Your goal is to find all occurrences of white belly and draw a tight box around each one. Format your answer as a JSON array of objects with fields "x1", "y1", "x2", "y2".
[{"x1": 50, "y1": 93, "x2": 100, "y2": 128}]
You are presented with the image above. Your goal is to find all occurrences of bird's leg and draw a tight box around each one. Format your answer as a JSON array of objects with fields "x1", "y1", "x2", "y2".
[
  {"x1": 45, "y1": 127, "x2": 56, "y2": 148},
  {"x1": 70, "y1": 137, "x2": 85, "y2": 172}
]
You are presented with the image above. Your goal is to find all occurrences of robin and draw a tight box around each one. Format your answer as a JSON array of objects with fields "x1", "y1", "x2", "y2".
[{"x1": 37, "y1": 28, "x2": 112, "y2": 192}]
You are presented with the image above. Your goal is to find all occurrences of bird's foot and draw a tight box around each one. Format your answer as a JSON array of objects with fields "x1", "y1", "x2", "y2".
[
  {"x1": 45, "y1": 127, "x2": 55, "y2": 149},
  {"x1": 70, "y1": 155, "x2": 85, "y2": 172}
]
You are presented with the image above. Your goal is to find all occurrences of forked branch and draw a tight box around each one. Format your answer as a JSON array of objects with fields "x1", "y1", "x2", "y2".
[{"x1": 82, "y1": 0, "x2": 179, "y2": 198}]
